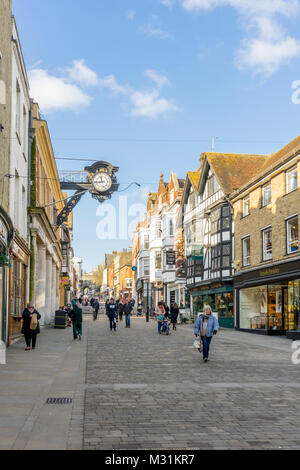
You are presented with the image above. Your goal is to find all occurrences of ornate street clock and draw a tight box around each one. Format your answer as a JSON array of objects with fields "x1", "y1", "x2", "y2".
[{"x1": 56, "y1": 161, "x2": 119, "y2": 227}]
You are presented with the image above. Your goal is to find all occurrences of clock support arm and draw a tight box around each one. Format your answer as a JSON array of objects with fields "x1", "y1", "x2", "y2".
[{"x1": 56, "y1": 189, "x2": 88, "y2": 227}]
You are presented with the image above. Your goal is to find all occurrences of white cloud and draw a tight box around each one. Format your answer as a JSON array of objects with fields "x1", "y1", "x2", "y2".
[
  {"x1": 159, "y1": 0, "x2": 174, "y2": 8},
  {"x1": 28, "y1": 68, "x2": 92, "y2": 112},
  {"x1": 181, "y1": 0, "x2": 300, "y2": 76},
  {"x1": 98, "y1": 70, "x2": 178, "y2": 118},
  {"x1": 144, "y1": 69, "x2": 170, "y2": 88},
  {"x1": 67, "y1": 59, "x2": 99, "y2": 87},
  {"x1": 127, "y1": 10, "x2": 136, "y2": 21},
  {"x1": 139, "y1": 16, "x2": 173, "y2": 39}
]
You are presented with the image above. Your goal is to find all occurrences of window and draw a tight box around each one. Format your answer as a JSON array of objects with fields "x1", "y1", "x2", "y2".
[
  {"x1": 16, "y1": 80, "x2": 21, "y2": 136},
  {"x1": 144, "y1": 259, "x2": 150, "y2": 276},
  {"x1": 155, "y1": 251, "x2": 162, "y2": 269},
  {"x1": 242, "y1": 196, "x2": 250, "y2": 217},
  {"x1": 242, "y1": 237, "x2": 250, "y2": 266},
  {"x1": 23, "y1": 106, "x2": 27, "y2": 155},
  {"x1": 262, "y1": 183, "x2": 271, "y2": 207},
  {"x1": 155, "y1": 221, "x2": 161, "y2": 238},
  {"x1": 262, "y1": 227, "x2": 272, "y2": 261},
  {"x1": 286, "y1": 166, "x2": 298, "y2": 193},
  {"x1": 287, "y1": 216, "x2": 299, "y2": 254},
  {"x1": 169, "y1": 219, "x2": 174, "y2": 237},
  {"x1": 222, "y1": 244, "x2": 231, "y2": 267},
  {"x1": 144, "y1": 234, "x2": 149, "y2": 250}
]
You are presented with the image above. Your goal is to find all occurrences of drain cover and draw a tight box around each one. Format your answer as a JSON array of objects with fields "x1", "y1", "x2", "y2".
[{"x1": 46, "y1": 397, "x2": 73, "y2": 404}]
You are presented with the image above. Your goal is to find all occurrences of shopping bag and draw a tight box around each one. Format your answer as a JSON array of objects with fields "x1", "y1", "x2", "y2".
[
  {"x1": 193, "y1": 337, "x2": 203, "y2": 352},
  {"x1": 30, "y1": 313, "x2": 38, "y2": 330}
]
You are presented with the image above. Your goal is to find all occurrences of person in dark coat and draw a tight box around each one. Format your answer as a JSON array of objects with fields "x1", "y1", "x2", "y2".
[
  {"x1": 123, "y1": 300, "x2": 133, "y2": 328},
  {"x1": 170, "y1": 303, "x2": 179, "y2": 330},
  {"x1": 71, "y1": 298, "x2": 83, "y2": 340},
  {"x1": 93, "y1": 299, "x2": 100, "y2": 320},
  {"x1": 163, "y1": 302, "x2": 170, "y2": 319},
  {"x1": 105, "y1": 299, "x2": 110, "y2": 317},
  {"x1": 118, "y1": 300, "x2": 124, "y2": 321},
  {"x1": 107, "y1": 298, "x2": 117, "y2": 331},
  {"x1": 21, "y1": 302, "x2": 41, "y2": 351}
]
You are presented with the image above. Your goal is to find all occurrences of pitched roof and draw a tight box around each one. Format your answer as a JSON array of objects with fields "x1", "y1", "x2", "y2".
[
  {"x1": 202, "y1": 152, "x2": 268, "y2": 195},
  {"x1": 187, "y1": 171, "x2": 201, "y2": 191}
]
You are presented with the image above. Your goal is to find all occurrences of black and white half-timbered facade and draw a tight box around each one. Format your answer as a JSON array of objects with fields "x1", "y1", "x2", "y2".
[{"x1": 179, "y1": 155, "x2": 234, "y2": 327}]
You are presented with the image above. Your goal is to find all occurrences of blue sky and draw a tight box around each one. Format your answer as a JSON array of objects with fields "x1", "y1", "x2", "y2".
[{"x1": 13, "y1": 0, "x2": 300, "y2": 272}]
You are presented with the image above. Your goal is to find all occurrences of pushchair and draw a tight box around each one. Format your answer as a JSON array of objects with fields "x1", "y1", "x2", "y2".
[{"x1": 160, "y1": 319, "x2": 171, "y2": 335}]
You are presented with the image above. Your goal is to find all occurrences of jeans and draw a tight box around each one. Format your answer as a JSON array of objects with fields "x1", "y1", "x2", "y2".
[
  {"x1": 125, "y1": 314, "x2": 130, "y2": 327},
  {"x1": 158, "y1": 321, "x2": 162, "y2": 333},
  {"x1": 109, "y1": 317, "x2": 116, "y2": 330},
  {"x1": 201, "y1": 335, "x2": 212, "y2": 359},
  {"x1": 24, "y1": 331, "x2": 37, "y2": 348},
  {"x1": 73, "y1": 321, "x2": 82, "y2": 339}
]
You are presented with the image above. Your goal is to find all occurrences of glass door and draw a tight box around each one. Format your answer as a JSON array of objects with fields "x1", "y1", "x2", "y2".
[{"x1": 282, "y1": 287, "x2": 288, "y2": 332}]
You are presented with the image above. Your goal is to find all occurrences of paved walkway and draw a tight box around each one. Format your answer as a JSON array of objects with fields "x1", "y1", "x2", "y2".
[
  {"x1": 84, "y1": 316, "x2": 299, "y2": 450},
  {"x1": 0, "y1": 315, "x2": 299, "y2": 450}
]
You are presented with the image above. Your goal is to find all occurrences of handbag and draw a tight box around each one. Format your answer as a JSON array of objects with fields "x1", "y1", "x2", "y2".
[
  {"x1": 193, "y1": 337, "x2": 203, "y2": 352},
  {"x1": 30, "y1": 313, "x2": 38, "y2": 330}
]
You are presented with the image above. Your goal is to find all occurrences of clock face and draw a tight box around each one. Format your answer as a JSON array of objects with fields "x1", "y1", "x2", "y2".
[{"x1": 92, "y1": 172, "x2": 112, "y2": 192}]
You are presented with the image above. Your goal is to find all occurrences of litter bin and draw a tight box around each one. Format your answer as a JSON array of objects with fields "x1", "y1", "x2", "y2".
[{"x1": 54, "y1": 310, "x2": 68, "y2": 329}]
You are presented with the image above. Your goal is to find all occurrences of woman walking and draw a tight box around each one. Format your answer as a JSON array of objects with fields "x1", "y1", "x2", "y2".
[
  {"x1": 194, "y1": 305, "x2": 219, "y2": 362},
  {"x1": 170, "y1": 303, "x2": 179, "y2": 330},
  {"x1": 21, "y1": 302, "x2": 41, "y2": 351}
]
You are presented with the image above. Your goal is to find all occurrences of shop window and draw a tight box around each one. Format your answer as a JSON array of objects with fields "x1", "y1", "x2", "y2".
[
  {"x1": 262, "y1": 227, "x2": 272, "y2": 260},
  {"x1": 144, "y1": 259, "x2": 149, "y2": 276},
  {"x1": 216, "y1": 292, "x2": 233, "y2": 317},
  {"x1": 267, "y1": 285, "x2": 283, "y2": 330},
  {"x1": 262, "y1": 183, "x2": 271, "y2": 207},
  {"x1": 286, "y1": 216, "x2": 299, "y2": 254},
  {"x1": 286, "y1": 166, "x2": 298, "y2": 193},
  {"x1": 239, "y1": 286, "x2": 268, "y2": 329},
  {"x1": 288, "y1": 280, "x2": 300, "y2": 331},
  {"x1": 242, "y1": 237, "x2": 251, "y2": 266},
  {"x1": 169, "y1": 219, "x2": 174, "y2": 237},
  {"x1": 242, "y1": 196, "x2": 250, "y2": 217}
]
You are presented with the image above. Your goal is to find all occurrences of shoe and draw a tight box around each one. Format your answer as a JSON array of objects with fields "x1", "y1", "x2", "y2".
[
  {"x1": 25, "y1": 347, "x2": 30, "y2": 351},
  {"x1": 78, "y1": 335, "x2": 82, "y2": 341},
  {"x1": 32, "y1": 347, "x2": 36, "y2": 350},
  {"x1": 203, "y1": 358, "x2": 208, "y2": 362}
]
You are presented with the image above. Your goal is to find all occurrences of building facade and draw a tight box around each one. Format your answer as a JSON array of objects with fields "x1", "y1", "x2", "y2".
[
  {"x1": 29, "y1": 103, "x2": 64, "y2": 326},
  {"x1": 0, "y1": 0, "x2": 14, "y2": 344},
  {"x1": 7, "y1": 16, "x2": 31, "y2": 344},
  {"x1": 231, "y1": 137, "x2": 300, "y2": 339}
]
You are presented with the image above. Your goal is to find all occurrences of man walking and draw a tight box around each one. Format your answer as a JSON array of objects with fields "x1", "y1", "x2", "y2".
[
  {"x1": 124, "y1": 300, "x2": 133, "y2": 328},
  {"x1": 93, "y1": 298, "x2": 100, "y2": 320},
  {"x1": 107, "y1": 298, "x2": 117, "y2": 332},
  {"x1": 71, "y1": 298, "x2": 83, "y2": 340},
  {"x1": 118, "y1": 300, "x2": 124, "y2": 321}
]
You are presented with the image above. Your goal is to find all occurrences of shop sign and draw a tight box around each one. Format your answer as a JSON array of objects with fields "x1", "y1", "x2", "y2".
[
  {"x1": 61, "y1": 276, "x2": 70, "y2": 285},
  {"x1": 166, "y1": 250, "x2": 176, "y2": 265},
  {"x1": 12, "y1": 242, "x2": 27, "y2": 264},
  {"x1": 36, "y1": 222, "x2": 46, "y2": 242},
  {"x1": 259, "y1": 267, "x2": 280, "y2": 277}
]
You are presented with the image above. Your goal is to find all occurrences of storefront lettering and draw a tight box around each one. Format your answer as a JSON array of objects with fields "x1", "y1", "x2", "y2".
[{"x1": 259, "y1": 268, "x2": 280, "y2": 277}]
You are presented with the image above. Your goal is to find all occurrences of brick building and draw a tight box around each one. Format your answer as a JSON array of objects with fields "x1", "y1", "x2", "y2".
[{"x1": 230, "y1": 136, "x2": 300, "y2": 339}]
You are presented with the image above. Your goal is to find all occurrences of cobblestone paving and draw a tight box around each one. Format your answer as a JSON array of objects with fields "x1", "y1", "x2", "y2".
[{"x1": 83, "y1": 316, "x2": 300, "y2": 450}]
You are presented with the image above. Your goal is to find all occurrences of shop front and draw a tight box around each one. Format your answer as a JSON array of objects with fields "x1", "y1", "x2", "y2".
[
  {"x1": 190, "y1": 284, "x2": 234, "y2": 327},
  {"x1": 8, "y1": 235, "x2": 30, "y2": 344},
  {"x1": 234, "y1": 259, "x2": 300, "y2": 338},
  {"x1": 0, "y1": 208, "x2": 14, "y2": 344}
]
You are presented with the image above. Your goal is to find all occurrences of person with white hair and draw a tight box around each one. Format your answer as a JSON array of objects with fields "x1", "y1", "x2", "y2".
[
  {"x1": 21, "y1": 302, "x2": 41, "y2": 351},
  {"x1": 194, "y1": 304, "x2": 219, "y2": 363}
]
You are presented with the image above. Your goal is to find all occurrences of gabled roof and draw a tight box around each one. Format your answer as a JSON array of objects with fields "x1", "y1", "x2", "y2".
[
  {"x1": 187, "y1": 171, "x2": 201, "y2": 192},
  {"x1": 200, "y1": 152, "x2": 268, "y2": 195}
]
